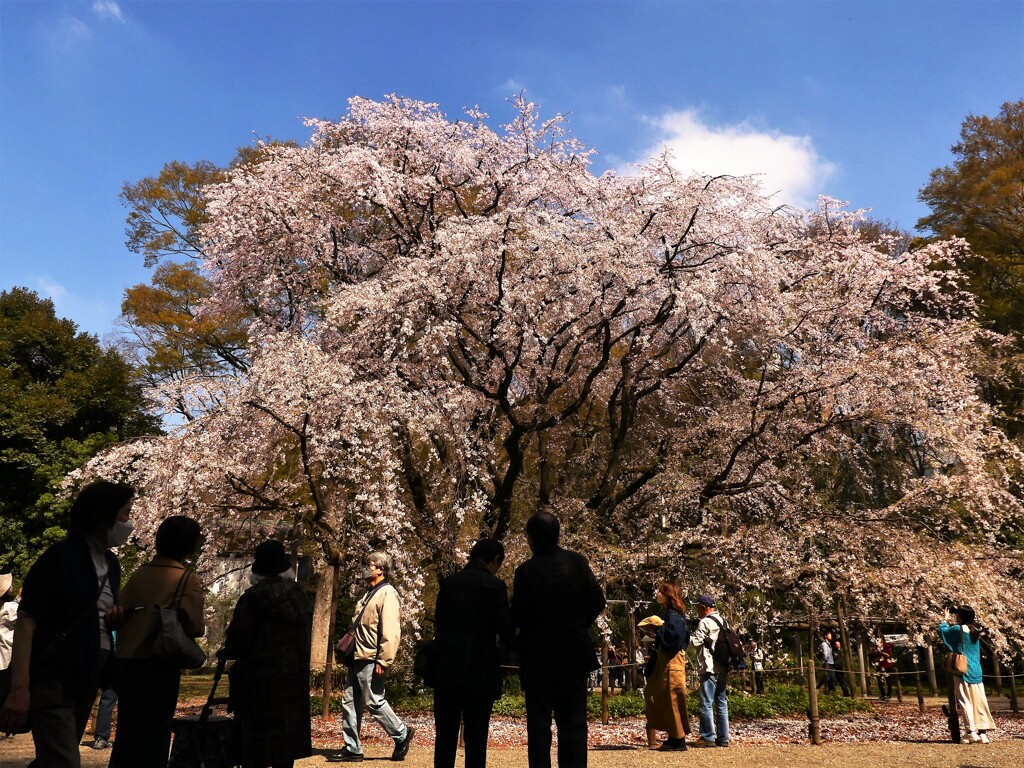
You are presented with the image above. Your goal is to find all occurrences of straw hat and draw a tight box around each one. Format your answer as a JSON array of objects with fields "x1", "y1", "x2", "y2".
[{"x1": 0, "y1": 573, "x2": 12, "y2": 596}]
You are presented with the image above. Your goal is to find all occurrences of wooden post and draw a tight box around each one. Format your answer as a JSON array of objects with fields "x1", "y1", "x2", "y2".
[
  {"x1": 925, "y1": 645, "x2": 937, "y2": 696},
  {"x1": 913, "y1": 650, "x2": 926, "y2": 713},
  {"x1": 834, "y1": 596, "x2": 858, "y2": 698},
  {"x1": 807, "y1": 658, "x2": 821, "y2": 745},
  {"x1": 857, "y1": 635, "x2": 869, "y2": 696},
  {"x1": 993, "y1": 654, "x2": 1004, "y2": 698},
  {"x1": 795, "y1": 632, "x2": 805, "y2": 686},
  {"x1": 321, "y1": 561, "x2": 340, "y2": 720},
  {"x1": 1008, "y1": 659, "x2": 1019, "y2": 713},
  {"x1": 894, "y1": 671, "x2": 904, "y2": 704},
  {"x1": 626, "y1": 610, "x2": 637, "y2": 694},
  {"x1": 601, "y1": 640, "x2": 610, "y2": 725}
]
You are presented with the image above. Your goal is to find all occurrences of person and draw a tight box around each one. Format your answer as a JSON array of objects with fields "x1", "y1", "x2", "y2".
[
  {"x1": 0, "y1": 573, "x2": 16, "y2": 671},
  {"x1": 511, "y1": 511, "x2": 606, "y2": 768},
  {"x1": 220, "y1": 539, "x2": 313, "y2": 768},
  {"x1": 109, "y1": 515, "x2": 205, "y2": 768},
  {"x1": 607, "y1": 645, "x2": 621, "y2": 691},
  {"x1": 0, "y1": 480, "x2": 133, "y2": 766},
  {"x1": 634, "y1": 646, "x2": 646, "y2": 691},
  {"x1": 641, "y1": 581, "x2": 691, "y2": 751},
  {"x1": 689, "y1": 594, "x2": 729, "y2": 748},
  {"x1": 870, "y1": 637, "x2": 895, "y2": 700},
  {"x1": 90, "y1": 686, "x2": 117, "y2": 749},
  {"x1": 816, "y1": 629, "x2": 837, "y2": 694},
  {"x1": 430, "y1": 538, "x2": 514, "y2": 768},
  {"x1": 328, "y1": 552, "x2": 415, "y2": 763},
  {"x1": 940, "y1": 605, "x2": 995, "y2": 744},
  {"x1": 749, "y1": 640, "x2": 765, "y2": 695},
  {"x1": 832, "y1": 638, "x2": 851, "y2": 697}
]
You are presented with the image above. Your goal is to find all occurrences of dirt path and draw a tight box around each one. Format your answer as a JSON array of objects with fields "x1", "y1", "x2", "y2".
[{"x1": 2, "y1": 734, "x2": 1022, "y2": 768}]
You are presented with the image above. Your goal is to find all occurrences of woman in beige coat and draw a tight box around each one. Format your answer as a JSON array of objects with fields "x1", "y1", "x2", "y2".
[{"x1": 642, "y1": 581, "x2": 691, "y2": 751}]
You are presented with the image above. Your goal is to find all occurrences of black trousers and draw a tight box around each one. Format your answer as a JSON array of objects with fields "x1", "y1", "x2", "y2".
[
  {"x1": 433, "y1": 684, "x2": 495, "y2": 768},
  {"x1": 524, "y1": 673, "x2": 589, "y2": 768},
  {"x1": 108, "y1": 657, "x2": 181, "y2": 768}
]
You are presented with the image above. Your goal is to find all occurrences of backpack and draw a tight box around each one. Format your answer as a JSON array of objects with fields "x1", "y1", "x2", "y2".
[{"x1": 707, "y1": 614, "x2": 745, "y2": 669}]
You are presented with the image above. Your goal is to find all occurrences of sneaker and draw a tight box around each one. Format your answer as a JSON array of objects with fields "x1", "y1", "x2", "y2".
[
  {"x1": 967, "y1": 731, "x2": 982, "y2": 744},
  {"x1": 91, "y1": 738, "x2": 111, "y2": 750},
  {"x1": 326, "y1": 750, "x2": 365, "y2": 762},
  {"x1": 657, "y1": 739, "x2": 687, "y2": 751},
  {"x1": 980, "y1": 733, "x2": 990, "y2": 744},
  {"x1": 690, "y1": 740, "x2": 717, "y2": 748},
  {"x1": 392, "y1": 726, "x2": 416, "y2": 761},
  {"x1": 716, "y1": 740, "x2": 730, "y2": 747}
]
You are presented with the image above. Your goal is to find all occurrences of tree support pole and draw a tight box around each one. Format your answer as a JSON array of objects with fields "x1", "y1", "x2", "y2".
[
  {"x1": 321, "y1": 561, "x2": 340, "y2": 720},
  {"x1": 993, "y1": 654, "x2": 1004, "y2": 698},
  {"x1": 857, "y1": 634, "x2": 869, "y2": 695},
  {"x1": 601, "y1": 640, "x2": 610, "y2": 725},
  {"x1": 925, "y1": 645, "x2": 937, "y2": 696},
  {"x1": 1008, "y1": 659, "x2": 1019, "y2": 713},
  {"x1": 913, "y1": 651, "x2": 926, "y2": 714},
  {"x1": 834, "y1": 596, "x2": 857, "y2": 698},
  {"x1": 807, "y1": 658, "x2": 821, "y2": 745}
]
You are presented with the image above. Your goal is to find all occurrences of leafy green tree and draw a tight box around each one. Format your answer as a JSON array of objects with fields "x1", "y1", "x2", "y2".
[
  {"x1": 0, "y1": 288, "x2": 159, "y2": 576},
  {"x1": 917, "y1": 99, "x2": 1024, "y2": 433}
]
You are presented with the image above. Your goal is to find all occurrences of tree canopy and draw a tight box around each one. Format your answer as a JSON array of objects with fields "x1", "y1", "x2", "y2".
[
  {"x1": 81, "y1": 97, "x2": 1024, "y2": 651},
  {"x1": 0, "y1": 288, "x2": 159, "y2": 576}
]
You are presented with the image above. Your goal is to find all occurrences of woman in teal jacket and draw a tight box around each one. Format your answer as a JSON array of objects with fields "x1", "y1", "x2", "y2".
[{"x1": 939, "y1": 606, "x2": 995, "y2": 743}]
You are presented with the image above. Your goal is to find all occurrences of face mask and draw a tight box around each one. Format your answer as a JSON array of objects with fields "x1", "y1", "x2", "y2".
[{"x1": 106, "y1": 520, "x2": 134, "y2": 548}]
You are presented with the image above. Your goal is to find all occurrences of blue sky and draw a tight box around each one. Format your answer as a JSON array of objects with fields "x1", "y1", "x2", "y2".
[{"x1": 1, "y1": 0, "x2": 1022, "y2": 338}]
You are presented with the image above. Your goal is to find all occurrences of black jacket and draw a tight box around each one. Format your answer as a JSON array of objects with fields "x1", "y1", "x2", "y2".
[
  {"x1": 19, "y1": 533, "x2": 120, "y2": 694},
  {"x1": 432, "y1": 560, "x2": 514, "y2": 700},
  {"x1": 511, "y1": 545, "x2": 605, "y2": 689}
]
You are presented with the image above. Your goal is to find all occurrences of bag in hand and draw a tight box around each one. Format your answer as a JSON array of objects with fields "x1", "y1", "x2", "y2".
[
  {"x1": 151, "y1": 571, "x2": 207, "y2": 669},
  {"x1": 943, "y1": 651, "x2": 968, "y2": 676}
]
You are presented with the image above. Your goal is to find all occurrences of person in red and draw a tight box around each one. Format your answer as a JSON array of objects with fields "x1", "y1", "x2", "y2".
[{"x1": 869, "y1": 636, "x2": 895, "y2": 700}]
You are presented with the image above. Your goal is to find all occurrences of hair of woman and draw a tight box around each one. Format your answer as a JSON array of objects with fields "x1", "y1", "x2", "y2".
[
  {"x1": 956, "y1": 605, "x2": 980, "y2": 642},
  {"x1": 155, "y1": 516, "x2": 202, "y2": 562},
  {"x1": 658, "y1": 580, "x2": 687, "y2": 615},
  {"x1": 68, "y1": 480, "x2": 134, "y2": 534}
]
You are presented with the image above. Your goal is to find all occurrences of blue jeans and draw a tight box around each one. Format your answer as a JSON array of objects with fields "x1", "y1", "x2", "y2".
[
  {"x1": 698, "y1": 671, "x2": 729, "y2": 745},
  {"x1": 341, "y1": 660, "x2": 408, "y2": 755},
  {"x1": 94, "y1": 687, "x2": 118, "y2": 740}
]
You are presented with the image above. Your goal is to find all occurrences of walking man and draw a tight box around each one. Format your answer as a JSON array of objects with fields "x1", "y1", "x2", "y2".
[
  {"x1": 430, "y1": 538, "x2": 515, "y2": 768},
  {"x1": 689, "y1": 595, "x2": 730, "y2": 747},
  {"x1": 512, "y1": 511, "x2": 606, "y2": 768},
  {"x1": 328, "y1": 552, "x2": 415, "y2": 763}
]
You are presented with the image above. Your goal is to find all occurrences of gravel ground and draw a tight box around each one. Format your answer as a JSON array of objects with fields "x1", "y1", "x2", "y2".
[{"x1": 2, "y1": 699, "x2": 1021, "y2": 767}]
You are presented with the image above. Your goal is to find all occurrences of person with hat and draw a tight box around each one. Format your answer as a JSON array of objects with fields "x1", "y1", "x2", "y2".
[
  {"x1": 220, "y1": 539, "x2": 313, "y2": 768},
  {"x1": 328, "y1": 551, "x2": 415, "y2": 763},
  {"x1": 688, "y1": 594, "x2": 730, "y2": 748}
]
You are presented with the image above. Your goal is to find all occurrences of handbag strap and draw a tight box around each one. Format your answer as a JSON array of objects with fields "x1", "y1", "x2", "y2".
[
  {"x1": 347, "y1": 580, "x2": 388, "y2": 632},
  {"x1": 169, "y1": 570, "x2": 190, "y2": 610}
]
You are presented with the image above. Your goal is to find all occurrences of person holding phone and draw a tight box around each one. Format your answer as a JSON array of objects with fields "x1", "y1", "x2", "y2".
[{"x1": 939, "y1": 605, "x2": 995, "y2": 744}]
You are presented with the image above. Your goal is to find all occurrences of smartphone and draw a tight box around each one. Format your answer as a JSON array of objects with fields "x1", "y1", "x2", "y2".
[{"x1": 122, "y1": 605, "x2": 147, "y2": 617}]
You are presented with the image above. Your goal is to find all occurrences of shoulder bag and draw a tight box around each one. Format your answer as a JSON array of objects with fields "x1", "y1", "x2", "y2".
[
  {"x1": 152, "y1": 570, "x2": 207, "y2": 669},
  {"x1": 334, "y1": 581, "x2": 387, "y2": 667}
]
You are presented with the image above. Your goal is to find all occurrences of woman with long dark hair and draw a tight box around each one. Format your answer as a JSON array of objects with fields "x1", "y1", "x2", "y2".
[
  {"x1": 939, "y1": 605, "x2": 995, "y2": 744},
  {"x1": 642, "y1": 580, "x2": 691, "y2": 751},
  {"x1": 0, "y1": 480, "x2": 134, "y2": 763}
]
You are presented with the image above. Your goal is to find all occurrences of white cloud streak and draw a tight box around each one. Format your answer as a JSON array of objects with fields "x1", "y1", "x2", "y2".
[
  {"x1": 634, "y1": 110, "x2": 836, "y2": 209},
  {"x1": 92, "y1": 1, "x2": 125, "y2": 23}
]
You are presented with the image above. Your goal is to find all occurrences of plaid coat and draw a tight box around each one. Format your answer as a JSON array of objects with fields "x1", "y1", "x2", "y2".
[{"x1": 223, "y1": 576, "x2": 313, "y2": 767}]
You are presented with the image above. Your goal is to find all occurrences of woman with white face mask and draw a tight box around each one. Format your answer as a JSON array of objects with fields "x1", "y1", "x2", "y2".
[
  {"x1": 0, "y1": 480, "x2": 134, "y2": 765},
  {"x1": 109, "y1": 515, "x2": 204, "y2": 768}
]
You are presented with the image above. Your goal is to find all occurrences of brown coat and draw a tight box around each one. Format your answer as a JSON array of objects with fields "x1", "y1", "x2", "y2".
[{"x1": 117, "y1": 557, "x2": 205, "y2": 658}]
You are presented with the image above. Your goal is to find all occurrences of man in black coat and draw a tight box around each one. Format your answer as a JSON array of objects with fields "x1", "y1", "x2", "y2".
[
  {"x1": 431, "y1": 539, "x2": 514, "y2": 768},
  {"x1": 511, "y1": 512, "x2": 606, "y2": 768}
]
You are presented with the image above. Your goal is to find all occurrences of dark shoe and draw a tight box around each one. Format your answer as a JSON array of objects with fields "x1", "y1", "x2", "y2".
[
  {"x1": 91, "y1": 738, "x2": 111, "y2": 750},
  {"x1": 392, "y1": 726, "x2": 415, "y2": 761},
  {"x1": 326, "y1": 750, "x2": 365, "y2": 762},
  {"x1": 716, "y1": 740, "x2": 730, "y2": 747},
  {"x1": 690, "y1": 740, "x2": 717, "y2": 748},
  {"x1": 657, "y1": 739, "x2": 687, "y2": 751}
]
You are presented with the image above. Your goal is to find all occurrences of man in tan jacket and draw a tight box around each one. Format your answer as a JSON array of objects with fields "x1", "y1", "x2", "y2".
[{"x1": 328, "y1": 552, "x2": 414, "y2": 762}]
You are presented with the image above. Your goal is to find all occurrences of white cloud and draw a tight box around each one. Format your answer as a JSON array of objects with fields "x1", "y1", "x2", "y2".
[
  {"x1": 634, "y1": 109, "x2": 836, "y2": 209},
  {"x1": 92, "y1": 1, "x2": 125, "y2": 23},
  {"x1": 34, "y1": 277, "x2": 114, "y2": 336}
]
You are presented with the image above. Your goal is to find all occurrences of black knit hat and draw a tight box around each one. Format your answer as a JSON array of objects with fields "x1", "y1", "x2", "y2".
[{"x1": 252, "y1": 540, "x2": 290, "y2": 576}]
